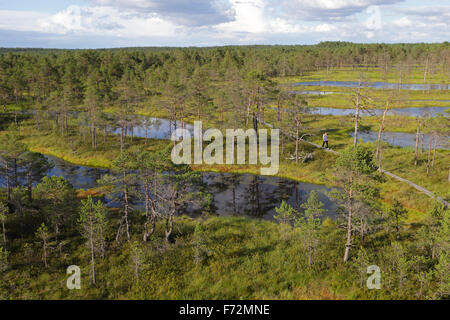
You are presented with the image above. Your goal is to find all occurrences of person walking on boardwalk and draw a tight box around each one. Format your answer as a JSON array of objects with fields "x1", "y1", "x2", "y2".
[{"x1": 322, "y1": 132, "x2": 328, "y2": 148}]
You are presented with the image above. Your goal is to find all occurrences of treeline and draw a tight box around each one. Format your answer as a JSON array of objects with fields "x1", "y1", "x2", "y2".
[
  {"x1": 1, "y1": 42, "x2": 449, "y2": 150},
  {"x1": 2, "y1": 42, "x2": 449, "y2": 108}
]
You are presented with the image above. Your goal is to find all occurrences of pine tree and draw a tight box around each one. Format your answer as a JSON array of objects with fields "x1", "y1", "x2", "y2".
[
  {"x1": 299, "y1": 191, "x2": 324, "y2": 267},
  {"x1": 78, "y1": 196, "x2": 108, "y2": 285},
  {"x1": 35, "y1": 223, "x2": 50, "y2": 268},
  {"x1": 330, "y1": 146, "x2": 381, "y2": 262},
  {"x1": 0, "y1": 202, "x2": 7, "y2": 246},
  {"x1": 387, "y1": 200, "x2": 408, "y2": 240},
  {"x1": 33, "y1": 176, "x2": 77, "y2": 243}
]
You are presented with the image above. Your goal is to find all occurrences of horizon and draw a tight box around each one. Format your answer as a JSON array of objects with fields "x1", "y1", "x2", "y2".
[{"x1": 1, "y1": 41, "x2": 449, "y2": 51}]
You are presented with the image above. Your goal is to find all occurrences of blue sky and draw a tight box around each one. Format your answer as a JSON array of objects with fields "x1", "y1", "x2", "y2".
[{"x1": 0, "y1": 0, "x2": 448, "y2": 48}]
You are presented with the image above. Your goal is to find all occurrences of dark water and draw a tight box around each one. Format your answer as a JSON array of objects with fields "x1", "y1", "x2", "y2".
[
  {"x1": 42, "y1": 156, "x2": 338, "y2": 220},
  {"x1": 352, "y1": 132, "x2": 450, "y2": 150},
  {"x1": 293, "y1": 81, "x2": 448, "y2": 90},
  {"x1": 46, "y1": 155, "x2": 109, "y2": 190},
  {"x1": 110, "y1": 116, "x2": 194, "y2": 139}
]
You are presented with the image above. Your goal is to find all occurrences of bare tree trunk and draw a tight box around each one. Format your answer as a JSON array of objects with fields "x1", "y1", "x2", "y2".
[
  {"x1": 344, "y1": 176, "x2": 353, "y2": 263},
  {"x1": 245, "y1": 99, "x2": 250, "y2": 128},
  {"x1": 120, "y1": 126, "x2": 124, "y2": 152},
  {"x1": 124, "y1": 173, "x2": 130, "y2": 241},
  {"x1": 89, "y1": 208, "x2": 96, "y2": 285},
  {"x1": 295, "y1": 123, "x2": 299, "y2": 164},
  {"x1": 426, "y1": 138, "x2": 432, "y2": 175},
  {"x1": 92, "y1": 121, "x2": 97, "y2": 150},
  {"x1": 432, "y1": 134, "x2": 438, "y2": 167},
  {"x1": 145, "y1": 123, "x2": 148, "y2": 146},
  {"x1": 376, "y1": 102, "x2": 389, "y2": 166},
  {"x1": 5, "y1": 160, "x2": 10, "y2": 200},
  {"x1": 43, "y1": 238, "x2": 48, "y2": 268},
  {"x1": 27, "y1": 168, "x2": 32, "y2": 202},
  {"x1": 423, "y1": 56, "x2": 429, "y2": 94},
  {"x1": 353, "y1": 81, "x2": 361, "y2": 148},
  {"x1": 420, "y1": 133, "x2": 424, "y2": 153},
  {"x1": 143, "y1": 172, "x2": 154, "y2": 242},
  {"x1": 1, "y1": 216, "x2": 6, "y2": 246},
  {"x1": 13, "y1": 159, "x2": 18, "y2": 188},
  {"x1": 165, "y1": 211, "x2": 174, "y2": 243},
  {"x1": 414, "y1": 125, "x2": 419, "y2": 166}
]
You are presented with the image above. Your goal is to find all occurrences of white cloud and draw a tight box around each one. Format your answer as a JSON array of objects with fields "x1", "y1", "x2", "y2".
[
  {"x1": 215, "y1": 0, "x2": 305, "y2": 35},
  {"x1": 313, "y1": 24, "x2": 336, "y2": 32},
  {"x1": 0, "y1": 10, "x2": 50, "y2": 32},
  {"x1": 215, "y1": 0, "x2": 268, "y2": 33},
  {"x1": 87, "y1": 0, "x2": 235, "y2": 26},
  {"x1": 0, "y1": 1, "x2": 448, "y2": 47},
  {"x1": 280, "y1": 0, "x2": 404, "y2": 20},
  {"x1": 37, "y1": 5, "x2": 178, "y2": 37},
  {"x1": 393, "y1": 16, "x2": 412, "y2": 27}
]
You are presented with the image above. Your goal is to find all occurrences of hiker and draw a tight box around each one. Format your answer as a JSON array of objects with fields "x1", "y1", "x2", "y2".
[{"x1": 322, "y1": 132, "x2": 328, "y2": 148}]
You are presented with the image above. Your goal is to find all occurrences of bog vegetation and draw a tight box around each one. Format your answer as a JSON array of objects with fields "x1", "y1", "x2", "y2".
[{"x1": 0, "y1": 42, "x2": 449, "y2": 299}]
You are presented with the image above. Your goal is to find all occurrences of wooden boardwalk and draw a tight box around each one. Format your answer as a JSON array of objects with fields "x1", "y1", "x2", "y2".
[{"x1": 260, "y1": 119, "x2": 449, "y2": 208}]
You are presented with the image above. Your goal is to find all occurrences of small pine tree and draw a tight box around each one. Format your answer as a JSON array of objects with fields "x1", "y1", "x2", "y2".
[
  {"x1": 130, "y1": 241, "x2": 145, "y2": 284},
  {"x1": 0, "y1": 246, "x2": 8, "y2": 273},
  {"x1": 78, "y1": 196, "x2": 108, "y2": 285},
  {"x1": 387, "y1": 200, "x2": 408, "y2": 240},
  {"x1": 274, "y1": 200, "x2": 298, "y2": 225},
  {"x1": 298, "y1": 191, "x2": 324, "y2": 267},
  {"x1": 434, "y1": 252, "x2": 450, "y2": 299},
  {"x1": 35, "y1": 223, "x2": 49, "y2": 268},
  {"x1": 275, "y1": 200, "x2": 299, "y2": 240},
  {"x1": 0, "y1": 202, "x2": 7, "y2": 246},
  {"x1": 193, "y1": 223, "x2": 210, "y2": 265}
]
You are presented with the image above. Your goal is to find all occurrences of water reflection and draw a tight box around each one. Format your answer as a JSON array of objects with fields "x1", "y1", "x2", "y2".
[
  {"x1": 269, "y1": 105, "x2": 448, "y2": 117},
  {"x1": 201, "y1": 172, "x2": 337, "y2": 220},
  {"x1": 292, "y1": 90, "x2": 336, "y2": 95},
  {"x1": 109, "y1": 116, "x2": 194, "y2": 139},
  {"x1": 40, "y1": 156, "x2": 339, "y2": 220},
  {"x1": 46, "y1": 156, "x2": 108, "y2": 189},
  {"x1": 310, "y1": 106, "x2": 449, "y2": 117},
  {"x1": 293, "y1": 80, "x2": 448, "y2": 90},
  {"x1": 352, "y1": 132, "x2": 450, "y2": 150}
]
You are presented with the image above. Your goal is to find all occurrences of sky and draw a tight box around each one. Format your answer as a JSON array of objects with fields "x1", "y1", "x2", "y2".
[{"x1": 0, "y1": 0, "x2": 448, "y2": 48}]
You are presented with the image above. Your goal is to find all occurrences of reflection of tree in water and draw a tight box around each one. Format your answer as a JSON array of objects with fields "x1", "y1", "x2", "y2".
[
  {"x1": 241, "y1": 175, "x2": 285, "y2": 218},
  {"x1": 203, "y1": 172, "x2": 239, "y2": 215},
  {"x1": 273, "y1": 179, "x2": 301, "y2": 211},
  {"x1": 47, "y1": 156, "x2": 108, "y2": 189}
]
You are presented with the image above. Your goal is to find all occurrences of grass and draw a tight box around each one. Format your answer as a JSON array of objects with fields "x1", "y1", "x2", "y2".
[
  {"x1": 4, "y1": 93, "x2": 448, "y2": 216},
  {"x1": 273, "y1": 67, "x2": 450, "y2": 110},
  {"x1": 1, "y1": 215, "x2": 428, "y2": 299},
  {"x1": 18, "y1": 123, "x2": 170, "y2": 169},
  {"x1": 10, "y1": 111, "x2": 447, "y2": 214},
  {"x1": 306, "y1": 91, "x2": 450, "y2": 109},
  {"x1": 273, "y1": 66, "x2": 449, "y2": 84}
]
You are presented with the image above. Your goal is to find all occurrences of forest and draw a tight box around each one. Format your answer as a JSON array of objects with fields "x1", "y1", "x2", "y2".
[{"x1": 0, "y1": 42, "x2": 449, "y2": 299}]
